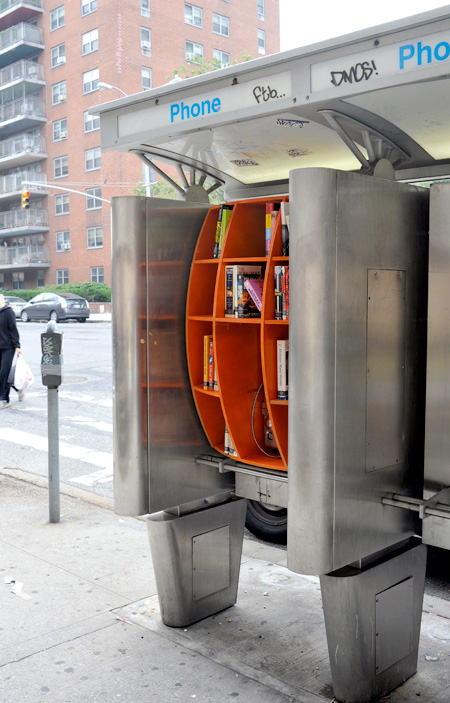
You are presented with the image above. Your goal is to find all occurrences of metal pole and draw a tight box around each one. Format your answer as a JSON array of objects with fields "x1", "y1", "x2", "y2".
[{"x1": 47, "y1": 387, "x2": 60, "y2": 523}]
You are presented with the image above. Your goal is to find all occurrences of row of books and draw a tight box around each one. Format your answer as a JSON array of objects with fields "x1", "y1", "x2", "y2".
[
  {"x1": 224, "y1": 425, "x2": 238, "y2": 457},
  {"x1": 203, "y1": 335, "x2": 218, "y2": 391},
  {"x1": 225, "y1": 264, "x2": 262, "y2": 318},
  {"x1": 212, "y1": 201, "x2": 289, "y2": 259},
  {"x1": 274, "y1": 265, "x2": 289, "y2": 320},
  {"x1": 213, "y1": 204, "x2": 233, "y2": 258},
  {"x1": 265, "y1": 201, "x2": 290, "y2": 257}
]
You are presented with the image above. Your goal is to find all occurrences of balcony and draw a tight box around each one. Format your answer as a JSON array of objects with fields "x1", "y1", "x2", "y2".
[
  {"x1": 0, "y1": 59, "x2": 44, "y2": 100},
  {"x1": 0, "y1": 242, "x2": 49, "y2": 270},
  {"x1": 0, "y1": 1, "x2": 43, "y2": 33},
  {"x1": 0, "y1": 23, "x2": 44, "y2": 68},
  {"x1": 0, "y1": 132, "x2": 46, "y2": 168},
  {"x1": 0, "y1": 95, "x2": 45, "y2": 136},
  {"x1": 0, "y1": 170, "x2": 47, "y2": 204},
  {"x1": 0, "y1": 207, "x2": 48, "y2": 236}
]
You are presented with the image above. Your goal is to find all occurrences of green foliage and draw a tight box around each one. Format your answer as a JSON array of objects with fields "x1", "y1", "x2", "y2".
[
  {"x1": 169, "y1": 50, "x2": 252, "y2": 80},
  {"x1": 133, "y1": 179, "x2": 225, "y2": 204},
  {"x1": 4, "y1": 282, "x2": 111, "y2": 302}
]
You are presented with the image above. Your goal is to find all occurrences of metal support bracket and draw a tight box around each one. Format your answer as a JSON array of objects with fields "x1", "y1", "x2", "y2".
[{"x1": 381, "y1": 488, "x2": 450, "y2": 520}]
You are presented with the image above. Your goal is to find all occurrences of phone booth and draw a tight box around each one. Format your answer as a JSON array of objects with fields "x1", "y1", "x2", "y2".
[{"x1": 93, "y1": 7, "x2": 450, "y2": 702}]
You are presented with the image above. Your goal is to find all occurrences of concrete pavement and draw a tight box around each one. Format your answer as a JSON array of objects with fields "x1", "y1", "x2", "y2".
[{"x1": 1, "y1": 469, "x2": 449, "y2": 703}]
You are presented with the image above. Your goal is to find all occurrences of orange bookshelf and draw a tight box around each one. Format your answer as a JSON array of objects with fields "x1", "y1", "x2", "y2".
[{"x1": 186, "y1": 197, "x2": 289, "y2": 471}]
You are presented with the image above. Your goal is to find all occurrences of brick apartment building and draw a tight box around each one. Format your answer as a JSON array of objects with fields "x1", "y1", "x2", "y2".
[{"x1": 0, "y1": 0, "x2": 279, "y2": 291}]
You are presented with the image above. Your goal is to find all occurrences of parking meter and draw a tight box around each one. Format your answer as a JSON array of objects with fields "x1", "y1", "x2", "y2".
[{"x1": 41, "y1": 321, "x2": 63, "y2": 389}]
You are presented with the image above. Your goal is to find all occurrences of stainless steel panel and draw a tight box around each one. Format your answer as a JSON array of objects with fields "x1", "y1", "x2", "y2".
[
  {"x1": 320, "y1": 541, "x2": 426, "y2": 703},
  {"x1": 146, "y1": 498, "x2": 246, "y2": 627},
  {"x1": 193, "y1": 526, "x2": 230, "y2": 601},
  {"x1": 288, "y1": 169, "x2": 428, "y2": 575},
  {"x1": 112, "y1": 196, "x2": 149, "y2": 517},
  {"x1": 375, "y1": 577, "x2": 413, "y2": 675},
  {"x1": 366, "y1": 269, "x2": 406, "y2": 472},
  {"x1": 112, "y1": 196, "x2": 234, "y2": 517},
  {"x1": 234, "y1": 472, "x2": 288, "y2": 508}
]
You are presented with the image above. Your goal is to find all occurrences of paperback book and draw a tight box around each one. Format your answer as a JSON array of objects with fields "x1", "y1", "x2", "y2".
[
  {"x1": 224, "y1": 265, "x2": 262, "y2": 317},
  {"x1": 265, "y1": 202, "x2": 280, "y2": 257},
  {"x1": 277, "y1": 339, "x2": 289, "y2": 400},
  {"x1": 280, "y1": 201, "x2": 290, "y2": 256},
  {"x1": 213, "y1": 204, "x2": 233, "y2": 258}
]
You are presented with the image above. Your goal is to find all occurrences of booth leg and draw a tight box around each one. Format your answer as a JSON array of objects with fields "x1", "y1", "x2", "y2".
[
  {"x1": 146, "y1": 497, "x2": 247, "y2": 627},
  {"x1": 320, "y1": 539, "x2": 427, "y2": 703}
]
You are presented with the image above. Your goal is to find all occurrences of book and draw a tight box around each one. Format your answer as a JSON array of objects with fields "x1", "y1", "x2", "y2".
[
  {"x1": 281, "y1": 267, "x2": 286, "y2": 320},
  {"x1": 237, "y1": 272, "x2": 261, "y2": 317},
  {"x1": 225, "y1": 265, "x2": 234, "y2": 317},
  {"x1": 285, "y1": 266, "x2": 289, "y2": 319},
  {"x1": 217, "y1": 204, "x2": 233, "y2": 257},
  {"x1": 224, "y1": 425, "x2": 230, "y2": 454},
  {"x1": 277, "y1": 339, "x2": 289, "y2": 400},
  {"x1": 244, "y1": 277, "x2": 264, "y2": 311},
  {"x1": 208, "y1": 336, "x2": 214, "y2": 389},
  {"x1": 274, "y1": 265, "x2": 283, "y2": 320},
  {"x1": 280, "y1": 202, "x2": 289, "y2": 256},
  {"x1": 265, "y1": 202, "x2": 280, "y2": 256},
  {"x1": 203, "y1": 334, "x2": 212, "y2": 389},
  {"x1": 213, "y1": 205, "x2": 224, "y2": 258},
  {"x1": 232, "y1": 265, "x2": 262, "y2": 317}
]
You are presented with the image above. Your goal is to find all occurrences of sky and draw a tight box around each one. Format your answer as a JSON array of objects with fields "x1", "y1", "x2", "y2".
[{"x1": 279, "y1": 1, "x2": 449, "y2": 51}]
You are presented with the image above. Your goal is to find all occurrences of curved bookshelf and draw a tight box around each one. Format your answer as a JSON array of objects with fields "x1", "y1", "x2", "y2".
[{"x1": 186, "y1": 197, "x2": 289, "y2": 471}]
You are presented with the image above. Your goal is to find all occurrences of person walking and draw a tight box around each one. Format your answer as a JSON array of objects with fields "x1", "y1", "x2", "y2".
[{"x1": 0, "y1": 291, "x2": 21, "y2": 408}]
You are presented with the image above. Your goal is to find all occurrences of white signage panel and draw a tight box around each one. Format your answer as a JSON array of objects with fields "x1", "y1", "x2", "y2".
[
  {"x1": 311, "y1": 28, "x2": 450, "y2": 93},
  {"x1": 118, "y1": 72, "x2": 292, "y2": 138}
]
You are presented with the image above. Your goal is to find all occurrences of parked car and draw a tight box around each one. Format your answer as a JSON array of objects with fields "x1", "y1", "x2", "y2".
[
  {"x1": 20, "y1": 292, "x2": 90, "y2": 323},
  {"x1": 4, "y1": 295, "x2": 27, "y2": 319}
]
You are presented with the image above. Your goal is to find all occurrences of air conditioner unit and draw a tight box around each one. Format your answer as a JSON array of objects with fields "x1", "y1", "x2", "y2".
[
  {"x1": 61, "y1": 242, "x2": 70, "y2": 250},
  {"x1": 57, "y1": 94, "x2": 66, "y2": 102},
  {"x1": 60, "y1": 131, "x2": 67, "y2": 138},
  {"x1": 56, "y1": 57, "x2": 66, "y2": 65},
  {"x1": 141, "y1": 41, "x2": 151, "y2": 49},
  {"x1": 186, "y1": 52, "x2": 195, "y2": 60}
]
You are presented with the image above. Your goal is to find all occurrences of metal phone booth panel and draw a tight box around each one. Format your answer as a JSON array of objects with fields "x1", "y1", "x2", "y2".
[{"x1": 92, "y1": 6, "x2": 450, "y2": 702}]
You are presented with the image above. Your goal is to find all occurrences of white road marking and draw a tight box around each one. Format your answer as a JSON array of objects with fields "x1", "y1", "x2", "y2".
[
  {"x1": 59, "y1": 391, "x2": 112, "y2": 408},
  {"x1": 0, "y1": 428, "x2": 113, "y2": 472},
  {"x1": 70, "y1": 468, "x2": 113, "y2": 486},
  {"x1": 69, "y1": 415, "x2": 113, "y2": 433}
]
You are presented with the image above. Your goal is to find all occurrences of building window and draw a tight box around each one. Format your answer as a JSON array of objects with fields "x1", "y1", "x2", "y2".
[
  {"x1": 55, "y1": 193, "x2": 69, "y2": 215},
  {"x1": 257, "y1": 0, "x2": 265, "y2": 20},
  {"x1": 86, "y1": 187, "x2": 102, "y2": 210},
  {"x1": 140, "y1": 0, "x2": 150, "y2": 17},
  {"x1": 257, "y1": 28, "x2": 266, "y2": 54},
  {"x1": 54, "y1": 155, "x2": 68, "y2": 179},
  {"x1": 50, "y1": 6, "x2": 65, "y2": 31},
  {"x1": 185, "y1": 3, "x2": 202, "y2": 27},
  {"x1": 212, "y1": 13, "x2": 229, "y2": 37},
  {"x1": 56, "y1": 230, "x2": 70, "y2": 251},
  {"x1": 85, "y1": 147, "x2": 101, "y2": 171},
  {"x1": 84, "y1": 110, "x2": 100, "y2": 132},
  {"x1": 37, "y1": 270, "x2": 45, "y2": 288},
  {"x1": 12, "y1": 272, "x2": 25, "y2": 291},
  {"x1": 213, "y1": 49, "x2": 230, "y2": 68},
  {"x1": 53, "y1": 118, "x2": 68, "y2": 141},
  {"x1": 51, "y1": 43, "x2": 66, "y2": 67},
  {"x1": 185, "y1": 41, "x2": 203, "y2": 61},
  {"x1": 52, "y1": 80, "x2": 66, "y2": 104},
  {"x1": 141, "y1": 67, "x2": 152, "y2": 91},
  {"x1": 82, "y1": 68, "x2": 99, "y2": 94},
  {"x1": 91, "y1": 266, "x2": 104, "y2": 283},
  {"x1": 82, "y1": 28, "x2": 98, "y2": 55},
  {"x1": 141, "y1": 27, "x2": 151, "y2": 56},
  {"x1": 87, "y1": 226, "x2": 103, "y2": 248},
  {"x1": 82, "y1": 0, "x2": 97, "y2": 15},
  {"x1": 57, "y1": 269, "x2": 69, "y2": 284}
]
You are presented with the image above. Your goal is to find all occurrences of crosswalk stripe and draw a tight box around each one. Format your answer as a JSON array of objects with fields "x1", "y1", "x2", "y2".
[{"x1": 0, "y1": 428, "x2": 113, "y2": 470}]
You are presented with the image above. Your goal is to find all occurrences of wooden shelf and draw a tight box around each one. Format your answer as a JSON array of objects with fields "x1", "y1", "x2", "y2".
[{"x1": 186, "y1": 196, "x2": 289, "y2": 472}]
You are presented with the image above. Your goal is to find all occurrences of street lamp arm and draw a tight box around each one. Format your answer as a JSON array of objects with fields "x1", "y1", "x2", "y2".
[
  {"x1": 21, "y1": 181, "x2": 111, "y2": 204},
  {"x1": 98, "y1": 81, "x2": 128, "y2": 96}
]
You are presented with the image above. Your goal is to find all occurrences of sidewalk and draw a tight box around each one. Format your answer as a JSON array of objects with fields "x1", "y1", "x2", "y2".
[
  {"x1": 1, "y1": 470, "x2": 449, "y2": 703},
  {"x1": 87, "y1": 311, "x2": 111, "y2": 323}
]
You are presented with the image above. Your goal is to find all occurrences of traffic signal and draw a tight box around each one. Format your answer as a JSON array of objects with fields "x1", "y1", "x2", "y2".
[{"x1": 21, "y1": 190, "x2": 30, "y2": 210}]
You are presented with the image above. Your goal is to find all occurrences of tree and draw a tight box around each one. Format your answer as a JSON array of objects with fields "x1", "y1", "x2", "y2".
[
  {"x1": 132, "y1": 179, "x2": 225, "y2": 204},
  {"x1": 169, "y1": 51, "x2": 252, "y2": 80}
]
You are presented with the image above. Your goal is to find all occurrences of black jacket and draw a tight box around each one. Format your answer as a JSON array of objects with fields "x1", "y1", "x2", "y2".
[{"x1": 0, "y1": 305, "x2": 20, "y2": 350}]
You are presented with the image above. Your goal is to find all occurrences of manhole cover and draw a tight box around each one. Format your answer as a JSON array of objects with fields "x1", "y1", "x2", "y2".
[{"x1": 62, "y1": 376, "x2": 88, "y2": 384}]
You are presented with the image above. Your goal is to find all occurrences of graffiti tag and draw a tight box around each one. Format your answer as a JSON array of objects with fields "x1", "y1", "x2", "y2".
[{"x1": 330, "y1": 60, "x2": 378, "y2": 87}]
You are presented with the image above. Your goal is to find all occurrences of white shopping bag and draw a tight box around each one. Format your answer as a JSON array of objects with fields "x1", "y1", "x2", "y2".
[{"x1": 13, "y1": 354, "x2": 34, "y2": 392}]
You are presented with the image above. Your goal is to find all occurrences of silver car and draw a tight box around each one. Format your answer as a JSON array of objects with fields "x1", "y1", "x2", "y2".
[
  {"x1": 4, "y1": 295, "x2": 27, "y2": 319},
  {"x1": 21, "y1": 292, "x2": 90, "y2": 323}
]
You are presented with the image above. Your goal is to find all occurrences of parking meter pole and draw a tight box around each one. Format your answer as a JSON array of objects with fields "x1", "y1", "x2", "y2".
[
  {"x1": 48, "y1": 388, "x2": 60, "y2": 523},
  {"x1": 41, "y1": 321, "x2": 63, "y2": 524}
]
